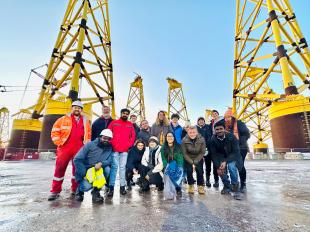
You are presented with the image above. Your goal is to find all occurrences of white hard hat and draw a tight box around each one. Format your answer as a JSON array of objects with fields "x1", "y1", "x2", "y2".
[
  {"x1": 72, "y1": 101, "x2": 83, "y2": 109},
  {"x1": 100, "y1": 129, "x2": 113, "y2": 138}
]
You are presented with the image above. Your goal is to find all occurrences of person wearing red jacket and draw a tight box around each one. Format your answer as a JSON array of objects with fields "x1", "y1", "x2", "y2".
[
  {"x1": 48, "y1": 101, "x2": 91, "y2": 201},
  {"x1": 107, "y1": 108, "x2": 135, "y2": 197}
]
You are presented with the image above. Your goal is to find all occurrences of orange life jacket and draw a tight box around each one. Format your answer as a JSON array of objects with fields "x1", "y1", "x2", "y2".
[{"x1": 51, "y1": 114, "x2": 91, "y2": 147}]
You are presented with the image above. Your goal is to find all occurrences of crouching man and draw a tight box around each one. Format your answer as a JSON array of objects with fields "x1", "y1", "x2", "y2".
[
  {"x1": 210, "y1": 121, "x2": 243, "y2": 200},
  {"x1": 73, "y1": 129, "x2": 114, "y2": 203}
]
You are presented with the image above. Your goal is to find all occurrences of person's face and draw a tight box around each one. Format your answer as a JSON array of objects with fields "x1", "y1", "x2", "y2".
[
  {"x1": 102, "y1": 107, "x2": 110, "y2": 116},
  {"x1": 166, "y1": 133, "x2": 174, "y2": 144},
  {"x1": 225, "y1": 115, "x2": 232, "y2": 123},
  {"x1": 149, "y1": 141, "x2": 156, "y2": 148},
  {"x1": 136, "y1": 142, "x2": 144, "y2": 151},
  {"x1": 188, "y1": 128, "x2": 198, "y2": 139},
  {"x1": 130, "y1": 116, "x2": 137, "y2": 123},
  {"x1": 212, "y1": 111, "x2": 219, "y2": 119},
  {"x1": 72, "y1": 106, "x2": 82, "y2": 116},
  {"x1": 100, "y1": 136, "x2": 111, "y2": 144},
  {"x1": 121, "y1": 111, "x2": 129, "y2": 120},
  {"x1": 198, "y1": 119, "x2": 205, "y2": 126},
  {"x1": 141, "y1": 120, "x2": 149, "y2": 129},
  {"x1": 171, "y1": 118, "x2": 178, "y2": 125},
  {"x1": 215, "y1": 126, "x2": 225, "y2": 137},
  {"x1": 158, "y1": 112, "x2": 165, "y2": 121}
]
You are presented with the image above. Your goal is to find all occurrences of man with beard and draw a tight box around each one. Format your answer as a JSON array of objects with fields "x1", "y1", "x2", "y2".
[
  {"x1": 91, "y1": 106, "x2": 113, "y2": 141},
  {"x1": 73, "y1": 129, "x2": 114, "y2": 203},
  {"x1": 138, "y1": 119, "x2": 151, "y2": 145},
  {"x1": 48, "y1": 101, "x2": 91, "y2": 201},
  {"x1": 130, "y1": 114, "x2": 140, "y2": 138},
  {"x1": 107, "y1": 108, "x2": 136, "y2": 197}
]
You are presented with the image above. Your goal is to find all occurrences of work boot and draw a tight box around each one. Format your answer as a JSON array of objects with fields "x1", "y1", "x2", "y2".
[
  {"x1": 157, "y1": 184, "x2": 164, "y2": 192},
  {"x1": 221, "y1": 185, "x2": 231, "y2": 195},
  {"x1": 91, "y1": 188, "x2": 104, "y2": 203},
  {"x1": 120, "y1": 186, "x2": 127, "y2": 195},
  {"x1": 231, "y1": 184, "x2": 242, "y2": 200},
  {"x1": 205, "y1": 179, "x2": 211, "y2": 188},
  {"x1": 107, "y1": 187, "x2": 114, "y2": 198},
  {"x1": 188, "y1": 185, "x2": 195, "y2": 194},
  {"x1": 198, "y1": 185, "x2": 205, "y2": 195},
  {"x1": 176, "y1": 187, "x2": 182, "y2": 196},
  {"x1": 75, "y1": 191, "x2": 84, "y2": 202},
  {"x1": 48, "y1": 193, "x2": 59, "y2": 201},
  {"x1": 213, "y1": 181, "x2": 219, "y2": 188},
  {"x1": 240, "y1": 183, "x2": 247, "y2": 193},
  {"x1": 70, "y1": 191, "x2": 76, "y2": 199}
]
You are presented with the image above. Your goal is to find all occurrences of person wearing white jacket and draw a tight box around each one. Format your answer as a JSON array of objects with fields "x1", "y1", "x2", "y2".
[{"x1": 138, "y1": 136, "x2": 164, "y2": 192}]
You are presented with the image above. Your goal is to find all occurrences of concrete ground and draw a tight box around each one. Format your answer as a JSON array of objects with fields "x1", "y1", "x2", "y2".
[{"x1": 0, "y1": 160, "x2": 309, "y2": 232}]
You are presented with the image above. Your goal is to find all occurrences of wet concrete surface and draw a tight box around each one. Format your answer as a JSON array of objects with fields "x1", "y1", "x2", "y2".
[{"x1": 0, "y1": 160, "x2": 309, "y2": 232}]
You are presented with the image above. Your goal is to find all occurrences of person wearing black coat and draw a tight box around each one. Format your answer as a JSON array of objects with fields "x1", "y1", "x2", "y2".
[
  {"x1": 130, "y1": 114, "x2": 140, "y2": 140},
  {"x1": 125, "y1": 139, "x2": 145, "y2": 190},
  {"x1": 91, "y1": 106, "x2": 113, "y2": 141},
  {"x1": 223, "y1": 108, "x2": 250, "y2": 192},
  {"x1": 137, "y1": 120, "x2": 151, "y2": 145},
  {"x1": 196, "y1": 117, "x2": 219, "y2": 188},
  {"x1": 210, "y1": 121, "x2": 243, "y2": 198}
]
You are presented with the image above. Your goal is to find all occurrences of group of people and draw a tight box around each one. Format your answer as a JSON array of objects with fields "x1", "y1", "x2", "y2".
[{"x1": 48, "y1": 100, "x2": 250, "y2": 203}]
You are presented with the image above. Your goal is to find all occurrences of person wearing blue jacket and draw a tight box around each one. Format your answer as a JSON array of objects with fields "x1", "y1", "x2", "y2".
[
  {"x1": 170, "y1": 113, "x2": 183, "y2": 145},
  {"x1": 74, "y1": 129, "x2": 114, "y2": 203}
]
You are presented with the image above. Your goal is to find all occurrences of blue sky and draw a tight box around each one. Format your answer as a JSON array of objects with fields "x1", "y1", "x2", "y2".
[{"x1": 0, "y1": 0, "x2": 309, "y2": 129}]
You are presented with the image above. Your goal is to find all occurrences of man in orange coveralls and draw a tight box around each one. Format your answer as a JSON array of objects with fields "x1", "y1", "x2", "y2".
[{"x1": 48, "y1": 101, "x2": 91, "y2": 201}]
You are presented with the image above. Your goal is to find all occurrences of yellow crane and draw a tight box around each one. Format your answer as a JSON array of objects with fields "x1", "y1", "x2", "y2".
[
  {"x1": 0, "y1": 107, "x2": 9, "y2": 148},
  {"x1": 8, "y1": 0, "x2": 116, "y2": 151},
  {"x1": 167, "y1": 77, "x2": 190, "y2": 124},
  {"x1": 233, "y1": 0, "x2": 310, "y2": 153},
  {"x1": 126, "y1": 75, "x2": 146, "y2": 124}
]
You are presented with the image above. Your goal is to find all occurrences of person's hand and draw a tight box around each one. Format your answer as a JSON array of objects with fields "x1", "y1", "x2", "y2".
[
  {"x1": 192, "y1": 164, "x2": 196, "y2": 170},
  {"x1": 220, "y1": 161, "x2": 226, "y2": 170},
  {"x1": 133, "y1": 168, "x2": 138, "y2": 174},
  {"x1": 217, "y1": 168, "x2": 224, "y2": 176},
  {"x1": 145, "y1": 175, "x2": 150, "y2": 180},
  {"x1": 95, "y1": 162, "x2": 102, "y2": 170}
]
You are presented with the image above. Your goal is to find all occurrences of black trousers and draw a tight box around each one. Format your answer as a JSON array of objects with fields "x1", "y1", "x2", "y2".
[
  {"x1": 204, "y1": 154, "x2": 219, "y2": 182},
  {"x1": 138, "y1": 165, "x2": 163, "y2": 187},
  {"x1": 126, "y1": 163, "x2": 144, "y2": 184},
  {"x1": 185, "y1": 159, "x2": 204, "y2": 186},
  {"x1": 238, "y1": 149, "x2": 248, "y2": 185}
]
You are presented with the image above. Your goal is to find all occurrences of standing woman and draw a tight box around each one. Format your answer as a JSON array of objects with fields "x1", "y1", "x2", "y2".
[{"x1": 161, "y1": 132, "x2": 184, "y2": 195}]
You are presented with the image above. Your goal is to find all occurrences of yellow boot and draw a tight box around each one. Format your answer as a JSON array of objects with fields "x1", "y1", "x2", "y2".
[
  {"x1": 188, "y1": 185, "x2": 195, "y2": 194},
  {"x1": 198, "y1": 185, "x2": 205, "y2": 195}
]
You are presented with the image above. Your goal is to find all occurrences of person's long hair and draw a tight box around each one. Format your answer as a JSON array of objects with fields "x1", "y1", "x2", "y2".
[
  {"x1": 162, "y1": 132, "x2": 182, "y2": 160},
  {"x1": 155, "y1": 111, "x2": 169, "y2": 126}
]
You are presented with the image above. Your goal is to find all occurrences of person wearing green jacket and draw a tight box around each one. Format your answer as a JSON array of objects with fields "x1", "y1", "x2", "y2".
[{"x1": 161, "y1": 132, "x2": 184, "y2": 195}]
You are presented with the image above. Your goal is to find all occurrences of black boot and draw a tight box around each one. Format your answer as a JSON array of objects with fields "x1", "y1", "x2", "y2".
[
  {"x1": 120, "y1": 186, "x2": 127, "y2": 195},
  {"x1": 107, "y1": 186, "x2": 114, "y2": 198},
  {"x1": 206, "y1": 179, "x2": 211, "y2": 188},
  {"x1": 231, "y1": 184, "x2": 242, "y2": 200},
  {"x1": 139, "y1": 179, "x2": 150, "y2": 193},
  {"x1": 91, "y1": 188, "x2": 103, "y2": 203},
  {"x1": 48, "y1": 193, "x2": 59, "y2": 201},
  {"x1": 240, "y1": 183, "x2": 247, "y2": 193},
  {"x1": 157, "y1": 184, "x2": 164, "y2": 191},
  {"x1": 221, "y1": 185, "x2": 231, "y2": 195},
  {"x1": 213, "y1": 180, "x2": 219, "y2": 188},
  {"x1": 75, "y1": 191, "x2": 84, "y2": 202}
]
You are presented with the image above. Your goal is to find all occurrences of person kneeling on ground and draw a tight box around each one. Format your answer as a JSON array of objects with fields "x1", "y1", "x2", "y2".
[
  {"x1": 210, "y1": 121, "x2": 243, "y2": 200},
  {"x1": 73, "y1": 129, "x2": 114, "y2": 203},
  {"x1": 182, "y1": 126, "x2": 206, "y2": 195},
  {"x1": 161, "y1": 132, "x2": 184, "y2": 196},
  {"x1": 125, "y1": 139, "x2": 146, "y2": 190},
  {"x1": 139, "y1": 136, "x2": 164, "y2": 192}
]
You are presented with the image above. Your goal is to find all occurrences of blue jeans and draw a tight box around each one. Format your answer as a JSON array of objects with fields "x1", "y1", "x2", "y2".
[
  {"x1": 221, "y1": 161, "x2": 239, "y2": 186},
  {"x1": 78, "y1": 166, "x2": 111, "y2": 192},
  {"x1": 109, "y1": 152, "x2": 128, "y2": 187}
]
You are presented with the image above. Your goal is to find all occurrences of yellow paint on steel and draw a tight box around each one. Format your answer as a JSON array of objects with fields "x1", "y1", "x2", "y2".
[
  {"x1": 253, "y1": 143, "x2": 268, "y2": 149},
  {"x1": 12, "y1": 119, "x2": 42, "y2": 132},
  {"x1": 268, "y1": 96, "x2": 310, "y2": 120}
]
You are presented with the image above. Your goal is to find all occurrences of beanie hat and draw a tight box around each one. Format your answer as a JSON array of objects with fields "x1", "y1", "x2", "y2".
[{"x1": 148, "y1": 136, "x2": 159, "y2": 145}]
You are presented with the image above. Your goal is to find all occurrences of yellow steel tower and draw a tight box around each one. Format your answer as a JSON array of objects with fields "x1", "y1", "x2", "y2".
[
  {"x1": 9, "y1": 0, "x2": 116, "y2": 151},
  {"x1": 0, "y1": 107, "x2": 9, "y2": 148},
  {"x1": 167, "y1": 78, "x2": 190, "y2": 124},
  {"x1": 126, "y1": 75, "x2": 146, "y2": 124},
  {"x1": 233, "y1": 0, "x2": 310, "y2": 153}
]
